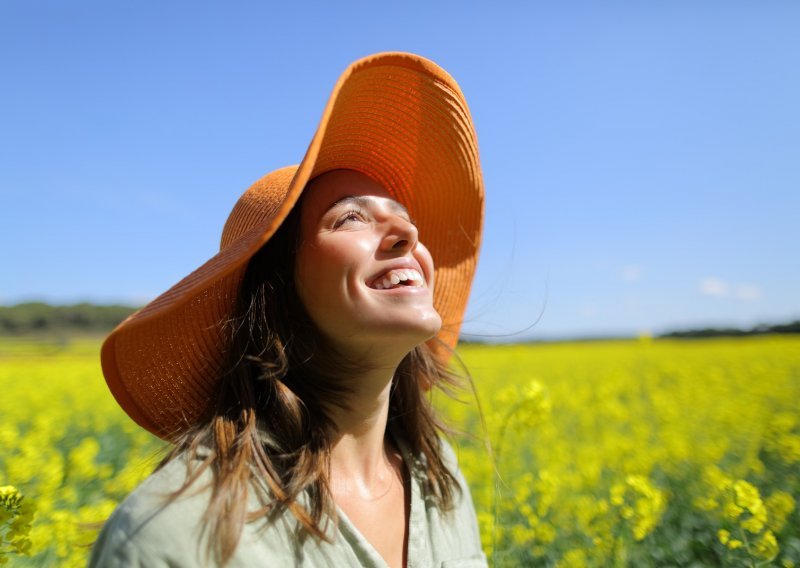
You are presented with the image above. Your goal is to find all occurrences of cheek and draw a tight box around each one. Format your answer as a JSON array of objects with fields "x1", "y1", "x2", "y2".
[
  {"x1": 415, "y1": 244, "x2": 436, "y2": 290},
  {"x1": 295, "y1": 237, "x2": 371, "y2": 305},
  {"x1": 304, "y1": 236, "x2": 372, "y2": 274}
]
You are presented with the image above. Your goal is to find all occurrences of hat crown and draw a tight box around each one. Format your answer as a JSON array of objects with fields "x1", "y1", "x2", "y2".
[{"x1": 220, "y1": 166, "x2": 300, "y2": 251}]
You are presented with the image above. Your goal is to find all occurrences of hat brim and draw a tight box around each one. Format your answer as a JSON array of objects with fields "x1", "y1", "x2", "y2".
[{"x1": 101, "y1": 52, "x2": 484, "y2": 440}]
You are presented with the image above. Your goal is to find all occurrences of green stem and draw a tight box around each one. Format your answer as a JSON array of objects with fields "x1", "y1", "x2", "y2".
[{"x1": 738, "y1": 527, "x2": 757, "y2": 568}]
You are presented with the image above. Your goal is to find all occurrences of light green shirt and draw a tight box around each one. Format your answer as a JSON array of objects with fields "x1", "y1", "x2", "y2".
[{"x1": 89, "y1": 434, "x2": 486, "y2": 567}]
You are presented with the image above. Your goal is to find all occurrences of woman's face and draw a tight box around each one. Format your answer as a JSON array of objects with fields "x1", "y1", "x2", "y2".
[{"x1": 295, "y1": 170, "x2": 442, "y2": 357}]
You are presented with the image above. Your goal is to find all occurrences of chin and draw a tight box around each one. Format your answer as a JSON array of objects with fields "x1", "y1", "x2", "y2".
[
  {"x1": 391, "y1": 313, "x2": 443, "y2": 346},
  {"x1": 420, "y1": 314, "x2": 444, "y2": 342},
  {"x1": 359, "y1": 312, "x2": 442, "y2": 349}
]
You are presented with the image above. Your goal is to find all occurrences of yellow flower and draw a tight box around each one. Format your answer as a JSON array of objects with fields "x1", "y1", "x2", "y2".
[
  {"x1": 67, "y1": 438, "x2": 100, "y2": 478},
  {"x1": 718, "y1": 529, "x2": 744, "y2": 550},
  {"x1": 765, "y1": 413, "x2": 800, "y2": 461},
  {"x1": 766, "y1": 491, "x2": 795, "y2": 532},
  {"x1": 609, "y1": 475, "x2": 666, "y2": 541},
  {"x1": 723, "y1": 502, "x2": 744, "y2": 521},
  {"x1": 732, "y1": 480, "x2": 766, "y2": 533},
  {"x1": 733, "y1": 480, "x2": 761, "y2": 512},
  {"x1": 510, "y1": 524, "x2": 536, "y2": 546},
  {"x1": 754, "y1": 530, "x2": 779, "y2": 561},
  {"x1": 610, "y1": 485, "x2": 625, "y2": 506},
  {"x1": 537, "y1": 522, "x2": 556, "y2": 545},
  {"x1": 509, "y1": 379, "x2": 552, "y2": 432},
  {"x1": 559, "y1": 549, "x2": 589, "y2": 567},
  {"x1": 0, "y1": 485, "x2": 35, "y2": 558}
]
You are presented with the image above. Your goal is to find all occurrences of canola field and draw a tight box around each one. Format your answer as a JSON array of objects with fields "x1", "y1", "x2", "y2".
[{"x1": 1, "y1": 336, "x2": 798, "y2": 566}]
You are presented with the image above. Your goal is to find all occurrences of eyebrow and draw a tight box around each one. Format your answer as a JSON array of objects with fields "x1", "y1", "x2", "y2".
[{"x1": 327, "y1": 195, "x2": 410, "y2": 217}]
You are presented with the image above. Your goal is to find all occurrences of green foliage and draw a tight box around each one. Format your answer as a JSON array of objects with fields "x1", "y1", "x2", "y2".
[
  {"x1": 660, "y1": 320, "x2": 800, "y2": 338},
  {"x1": 0, "y1": 303, "x2": 137, "y2": 336}
]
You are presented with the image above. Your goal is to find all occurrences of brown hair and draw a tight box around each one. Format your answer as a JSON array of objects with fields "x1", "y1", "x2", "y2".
[{"x1": 156, "y1": 194, "x2": 463, "y2": 565}]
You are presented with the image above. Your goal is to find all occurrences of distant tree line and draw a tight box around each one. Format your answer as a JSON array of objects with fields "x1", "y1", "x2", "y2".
[
  {"x1": 0, "y1": 302, "x2": 137, "y2": 335},
  {"x1": 1, "y1": 302, "x2": 799, "y2": 339},
  {"x1": 658, "y1": 320, "x2": 800, "y2": 338}
]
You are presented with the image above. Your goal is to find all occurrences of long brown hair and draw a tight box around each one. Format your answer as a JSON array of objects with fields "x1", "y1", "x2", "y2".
[{"x1": 156, "y1": 193, "x2": 465, "y2": 565}]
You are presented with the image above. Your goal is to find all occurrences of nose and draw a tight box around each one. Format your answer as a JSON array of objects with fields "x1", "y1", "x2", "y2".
[{"x1": 380, "y1": 215, "x2": 418, "y2": 253}]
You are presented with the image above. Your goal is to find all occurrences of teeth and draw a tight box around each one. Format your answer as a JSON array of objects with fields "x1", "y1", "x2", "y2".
[{"x1": 372, "y1": 268, "x2": 424, "y2": 289}]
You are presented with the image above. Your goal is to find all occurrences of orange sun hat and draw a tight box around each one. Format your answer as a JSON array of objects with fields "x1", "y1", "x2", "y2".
[{"x1": 101, "y1": 52, "x2": 485, "y2": 440}]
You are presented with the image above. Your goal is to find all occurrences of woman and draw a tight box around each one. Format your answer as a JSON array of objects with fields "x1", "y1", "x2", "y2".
[{"x1": 90, "y1": 52, "x2": 485, "y2": 567}]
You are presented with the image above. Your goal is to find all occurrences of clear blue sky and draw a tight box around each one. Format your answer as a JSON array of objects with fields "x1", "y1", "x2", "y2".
[{"x1": 2, "y1": 1, "x2": 799, "y2": 339}]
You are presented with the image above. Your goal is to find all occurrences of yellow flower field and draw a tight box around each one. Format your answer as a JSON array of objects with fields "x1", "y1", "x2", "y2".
[{"x1": 1, "y1": 336, "x2": 798, "y2": 566}]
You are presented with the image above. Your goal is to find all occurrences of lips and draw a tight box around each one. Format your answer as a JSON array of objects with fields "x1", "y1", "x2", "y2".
[{"x1": 368, "y1": 267, "x2": 425, "y2": 290}]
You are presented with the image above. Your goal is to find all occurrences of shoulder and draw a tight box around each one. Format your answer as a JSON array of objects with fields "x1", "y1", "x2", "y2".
[
  {"x1": 89, "y1": 455, "x2": 308, "y2": 567},
  {"x1": 88, "y1": 456, "x2": 214, "y2": 567}
]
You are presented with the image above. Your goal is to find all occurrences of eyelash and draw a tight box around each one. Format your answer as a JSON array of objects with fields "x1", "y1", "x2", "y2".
[
  {"x1": 331, "y1": 208, "x2": 417, "y2": 229},
  {"x1": 333, "y1": 208, "x2": 367, "y2": 228}
]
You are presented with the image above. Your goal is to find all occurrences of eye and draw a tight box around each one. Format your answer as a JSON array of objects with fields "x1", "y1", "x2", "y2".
[{"x1": 333, "y1": 208, "x2": 367, "y2": 228}]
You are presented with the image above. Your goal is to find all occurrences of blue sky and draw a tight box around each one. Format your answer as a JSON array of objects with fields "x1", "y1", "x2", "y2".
[{"x1": 2, "y1": 1, "x2": 799, "y2": 340}]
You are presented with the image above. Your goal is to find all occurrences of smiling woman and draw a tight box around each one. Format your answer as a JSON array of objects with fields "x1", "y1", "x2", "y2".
[{"x1": 90, "y1": 52, "x2": 485, "y2": 568}]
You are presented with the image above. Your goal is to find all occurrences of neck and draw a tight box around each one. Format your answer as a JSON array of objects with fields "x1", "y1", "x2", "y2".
[{"x1": 326, "y1": 359, "x2": 403, "y2": 497}]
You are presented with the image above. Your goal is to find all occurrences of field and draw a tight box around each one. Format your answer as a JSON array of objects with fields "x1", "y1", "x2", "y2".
[{"x1": 1, "y1": 336, "x2": 798, "y2": 566}]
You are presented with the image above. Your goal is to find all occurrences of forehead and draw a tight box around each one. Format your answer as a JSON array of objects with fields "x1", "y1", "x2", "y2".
[{"x1": 301, "y1": 169, "x2": 403, "y2": 222}]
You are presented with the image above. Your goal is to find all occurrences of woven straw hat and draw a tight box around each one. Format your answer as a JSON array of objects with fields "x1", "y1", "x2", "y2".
[{"x1": 101, "y1": 52, "x2": 484, "y2": 440}]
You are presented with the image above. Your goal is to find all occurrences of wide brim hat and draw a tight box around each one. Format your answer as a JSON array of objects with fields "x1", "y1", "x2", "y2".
[{"x1": 101, "y1": 52, "x2": 484, "y2": 440}]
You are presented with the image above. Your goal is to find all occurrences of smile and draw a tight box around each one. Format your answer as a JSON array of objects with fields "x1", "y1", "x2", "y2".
[{"x1": 369, "y1": 268, "x2": 425, "y2": 290}]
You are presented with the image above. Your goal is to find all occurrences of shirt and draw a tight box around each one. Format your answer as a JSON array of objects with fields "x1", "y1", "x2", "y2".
[{"x1": 88, "y1": 433, "x2": 487, "y2": 567}]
